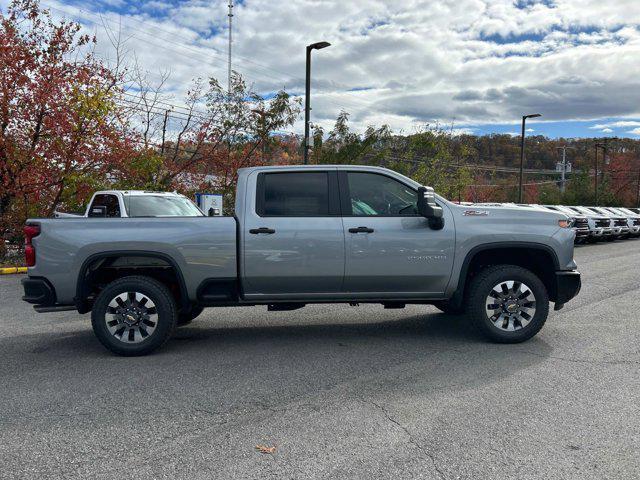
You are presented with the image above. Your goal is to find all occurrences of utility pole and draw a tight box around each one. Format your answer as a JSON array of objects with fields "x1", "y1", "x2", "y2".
[
  {"x1": 556, "y1": 146, "x2": 573, "y2": 194},
  {"x1": 636, "y1": 166, "x2": 640, "y2": 207},
  {"x1": 594, "y1": 142, "x2": 606, "y2": 205},
  {"x1": 228, "y1": 1, "x2": 233, "y2": 95},
  {"x1": 160, "y1": 109, "x2": 170, "y2": 155}
]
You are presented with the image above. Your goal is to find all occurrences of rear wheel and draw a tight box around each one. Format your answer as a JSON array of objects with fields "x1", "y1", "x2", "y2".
[
  {"x1": 467, "y1": 265, "x2": 549, "y2": 343},
  {"x1": 91, "y1": 276, "x2": 177, "y2": 356}
]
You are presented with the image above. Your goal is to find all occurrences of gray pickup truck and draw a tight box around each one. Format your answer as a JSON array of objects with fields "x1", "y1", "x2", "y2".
[{"x1": 22, "y1": 165, "x2": 581, "y2": 356}]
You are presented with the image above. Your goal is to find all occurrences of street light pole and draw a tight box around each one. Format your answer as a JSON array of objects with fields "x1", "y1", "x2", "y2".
[
  {"x1": 518, "y1": 113, "x2": 541, "y2": 203},
  {"x1": 304, "y1": 41, "x2": 331, "y2": 165}
]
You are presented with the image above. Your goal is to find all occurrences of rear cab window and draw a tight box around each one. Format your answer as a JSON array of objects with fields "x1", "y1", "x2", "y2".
[
  {"x1": 89, "y1": 194, "x2": 121, "y2": 217},
  {"x1": 256, "y1": 171, "x2": 339, "y2": 216}
]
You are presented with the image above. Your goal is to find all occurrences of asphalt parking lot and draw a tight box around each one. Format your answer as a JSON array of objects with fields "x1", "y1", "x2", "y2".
[{"x1": 1, "y1": 240, "x2": 639, "y2": 480}]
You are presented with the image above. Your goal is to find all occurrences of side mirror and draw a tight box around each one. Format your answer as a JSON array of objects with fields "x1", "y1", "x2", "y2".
[
  {"x1": 88, "y1": 205, "x2": 107, "y2": 218},
  {"x1": 417, "y1": 186, "x2": 444, "y2": 230}
]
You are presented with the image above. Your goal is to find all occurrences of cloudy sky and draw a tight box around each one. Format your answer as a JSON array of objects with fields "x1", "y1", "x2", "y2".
[{"x1": 11, "y1": 0, "x2": 640, "y2": 138}]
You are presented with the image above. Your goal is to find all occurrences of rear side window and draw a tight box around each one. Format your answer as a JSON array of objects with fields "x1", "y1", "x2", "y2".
[
  {"x1": 89, "y1": 194, "x2": 121, "y2": 217},
  {"x1": 257, "y1": 172, "x2": 337, "y2": 216}
]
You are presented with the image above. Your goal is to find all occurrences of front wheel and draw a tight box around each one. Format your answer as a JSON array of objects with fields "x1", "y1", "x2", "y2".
[
  {"x1": 91, "y1": 276, "x2": 177, "y2": 356},
  {"x1": 467, "y1": 265, "x2": 549, "y2": 343}
]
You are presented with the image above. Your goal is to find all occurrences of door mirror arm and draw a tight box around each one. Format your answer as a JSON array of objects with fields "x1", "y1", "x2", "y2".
[{"x1": 417, "y1": 186, "x2": 444, "y2": 230}]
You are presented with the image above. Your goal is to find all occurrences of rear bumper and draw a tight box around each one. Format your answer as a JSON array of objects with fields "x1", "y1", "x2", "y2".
[
  {"x1": 22, "y1": 277, "x2": 56, "y2": 306},
  {"x1": 554, "y1": 270, "x2": 581, "y2": 305}
]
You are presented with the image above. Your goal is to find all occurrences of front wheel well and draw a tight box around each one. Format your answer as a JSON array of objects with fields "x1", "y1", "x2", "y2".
[
  {"x1": 454, "y1": 246, "x2": 559, "y2": 305},
  {"x1": 76, "y1": 254, "x2": 189, "y2": 313}
]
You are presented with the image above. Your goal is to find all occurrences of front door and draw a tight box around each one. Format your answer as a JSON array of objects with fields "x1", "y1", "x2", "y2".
[
  {"x1": 339, "y1": 171, "x2": 455, "y2": 297},
  {"x1": 243, "y1": 170, "x2": 345, "y2": 297}
]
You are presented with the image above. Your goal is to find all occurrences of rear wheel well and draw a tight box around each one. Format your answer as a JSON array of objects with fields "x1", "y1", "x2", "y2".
[
  {"x1": 76, "y1": 254, "x2": 188, "y2": 313},
  {"x1": 454, "y1": 246, "x2": 558, "y2": 305}
]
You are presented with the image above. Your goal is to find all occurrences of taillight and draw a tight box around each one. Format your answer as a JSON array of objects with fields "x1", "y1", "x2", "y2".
[{"x1": 24, "y1": 224, "x2": 40, "y2": 267}]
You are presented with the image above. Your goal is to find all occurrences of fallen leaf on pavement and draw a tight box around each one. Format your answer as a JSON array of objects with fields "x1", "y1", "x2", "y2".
[{"x1": 255, "y1": 445, "x2": 277, "y2": 454}]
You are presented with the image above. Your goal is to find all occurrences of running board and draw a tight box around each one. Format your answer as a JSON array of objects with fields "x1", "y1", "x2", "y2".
[
  {"x1": 34, "y1": 305, "x2": 76, "y2": 313},
  {"x1": 267, "y1": 303, "x2": 306, "y2": 311}
]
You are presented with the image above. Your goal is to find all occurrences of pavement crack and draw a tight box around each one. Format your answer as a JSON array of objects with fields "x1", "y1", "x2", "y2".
[{"x1": 359, "y1": 397, "x2": 446, "y2": 480}]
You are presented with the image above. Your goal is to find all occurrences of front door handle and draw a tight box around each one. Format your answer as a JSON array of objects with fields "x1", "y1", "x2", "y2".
[
  {"x1": 348, "y1": 226, "x2": 374, "y2": 233},
  {"x1": 249, "y1": 227, "x2": 276, "y2": 234}
]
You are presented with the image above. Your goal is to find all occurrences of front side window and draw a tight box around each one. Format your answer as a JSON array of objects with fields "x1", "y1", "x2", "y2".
[
  {"x1": 126, "y1": 196, "x2": 203, "y2": 217},
  {"x1": 260, "y1": 172, "x2": 330, "y2": 216},
  {"x1": 89, "y1": 194, "x2": 121, "y2": 217},
  {"x1": 346, "y1": 172, "x2": 418, "y2": 216}
]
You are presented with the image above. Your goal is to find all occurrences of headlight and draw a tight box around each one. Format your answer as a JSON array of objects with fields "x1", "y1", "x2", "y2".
[{"x1": 558, "y1": 219, "x2": 572, "y2": 228}]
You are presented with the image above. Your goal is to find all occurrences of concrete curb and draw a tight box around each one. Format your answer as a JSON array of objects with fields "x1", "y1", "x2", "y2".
[{"x1": 0, "y1": 267, "x2": 27, "y2": 275}]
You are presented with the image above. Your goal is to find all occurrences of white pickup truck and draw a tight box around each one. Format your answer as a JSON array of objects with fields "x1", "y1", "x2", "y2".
[{"x1": 54, "y1": 190, "x2": 204, "y2": 218}]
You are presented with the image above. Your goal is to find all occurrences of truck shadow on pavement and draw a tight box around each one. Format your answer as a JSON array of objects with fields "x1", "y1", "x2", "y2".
[{"x1": 11, "y1": 310, "x2": 554, "y2": 401}]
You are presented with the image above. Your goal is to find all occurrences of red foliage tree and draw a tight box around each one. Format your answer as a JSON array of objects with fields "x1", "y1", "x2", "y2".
[{"x1": 0, "y1": 0, "x2": 136, "y2": 247}]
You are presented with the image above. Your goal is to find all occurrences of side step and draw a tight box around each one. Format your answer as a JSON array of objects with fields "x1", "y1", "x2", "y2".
[
  {"x1": 34, "y1": 305, "x2": 76, "y2": 313},
  {"x1": 383, "y1": 302, "x2": 406, "y2": 309},
  {"x1": 268, "y1": 303, "x2": 306, "y2": 311}
]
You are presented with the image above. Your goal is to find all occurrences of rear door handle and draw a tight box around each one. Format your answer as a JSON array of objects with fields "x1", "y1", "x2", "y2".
[
  {"x1": 348, "y1": 226, "x2": 374, "y2": 233},
  {"x1": 249, "y1": 227, "x2": 276, "y2": 234}
]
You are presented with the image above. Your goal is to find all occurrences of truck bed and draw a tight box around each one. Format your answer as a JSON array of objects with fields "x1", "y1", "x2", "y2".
[{"x1": 26, "y1": 216, "x2": 238, "y2": 304}]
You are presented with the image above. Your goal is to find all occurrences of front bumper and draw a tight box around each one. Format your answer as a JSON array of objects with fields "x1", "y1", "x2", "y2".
[
  {"x1": 573, "y1": 227, "x2": 590, "y2": 239},
  {"x1": 554, "y1": 270, "x2": 581, "y2": 307}
]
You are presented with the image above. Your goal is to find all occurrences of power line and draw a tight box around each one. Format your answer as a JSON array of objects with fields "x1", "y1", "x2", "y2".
[{"x1": 41, "y1": 1, "x2": 382, "y2": 114}]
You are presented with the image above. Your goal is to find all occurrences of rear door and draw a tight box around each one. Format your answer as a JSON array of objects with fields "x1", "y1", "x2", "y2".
[
  {"x1": 339, "y1": 170, "x2": 455, "y2": 296},
  {"x1": 242, "y1": 169, "x2": 345, "y2": 297}
]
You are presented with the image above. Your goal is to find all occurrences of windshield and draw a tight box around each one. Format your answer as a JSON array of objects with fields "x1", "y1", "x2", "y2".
[{"x1": 125, "y1": 195, "x2": 204, "y2": 217}]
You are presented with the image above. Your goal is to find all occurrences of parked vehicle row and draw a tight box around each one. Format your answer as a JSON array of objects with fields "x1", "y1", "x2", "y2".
[{"x1": 470, "y1": 202, "x2": 640, "y2": 244}]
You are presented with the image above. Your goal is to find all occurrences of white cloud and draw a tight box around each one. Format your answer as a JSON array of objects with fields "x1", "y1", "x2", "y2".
[
  {"x1": 42, "y1": 0, "x2": 640, "y2": 134},
  {"x1": 628, "y1": 128, "x2": 640, "y2": 135}
]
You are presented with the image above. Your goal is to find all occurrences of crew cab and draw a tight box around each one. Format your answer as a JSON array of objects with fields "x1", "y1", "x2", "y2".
[{"x1": 22, "y1": 165, "x2": 581, "y2": 356}]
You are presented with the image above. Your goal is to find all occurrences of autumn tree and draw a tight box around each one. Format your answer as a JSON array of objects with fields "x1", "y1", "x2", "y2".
[{"x1": 0, "y1": 0, "x2": 137, "y2": 250}]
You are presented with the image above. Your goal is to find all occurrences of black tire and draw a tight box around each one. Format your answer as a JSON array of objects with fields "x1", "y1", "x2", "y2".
[
  {"x1": 91, "y1": 276, "x2": 177, "y2": 356},
  {"x1": 432, "y1": 300, "x2": 465, "y2": 315},
  {"x1": 177, "y1": 305, "x2": 204, "y2": 326},
  {"x1": 467, "y1": 265, "x2": 549, "y2": 343}
]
